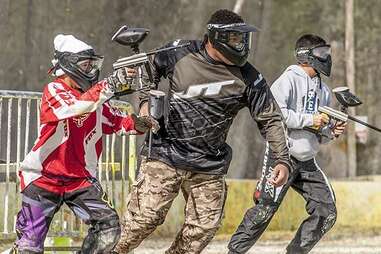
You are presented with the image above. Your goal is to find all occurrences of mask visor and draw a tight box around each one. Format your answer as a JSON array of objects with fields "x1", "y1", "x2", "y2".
[
  {"x1": 216, "y1": 31, "x2": 252, "y2": 51},
  {"x1": 226, "y1": 31, "x2": 252, "y2": 51},
  {"x1": 311, "y1": 45, "x2": 331, "y2": 61},
  {"x1": 77, "y1": 56, "x2": 104, "y2": 76}
]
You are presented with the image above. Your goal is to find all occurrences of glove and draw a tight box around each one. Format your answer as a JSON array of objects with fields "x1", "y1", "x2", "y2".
[
  {"x1": 311, "y1": 113, "x2": 330, "y2": 130},
  {"x1": 106, "y1": 68, "x2": 135, "y2": 96},
  {"x1": 130, "y1": 114, "x2": 159, "y2": 133}
]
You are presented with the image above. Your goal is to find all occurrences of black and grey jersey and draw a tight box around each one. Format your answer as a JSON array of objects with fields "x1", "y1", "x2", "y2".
[{"x1": 140, "y1": 39, "x2": 290, "y2": 175}]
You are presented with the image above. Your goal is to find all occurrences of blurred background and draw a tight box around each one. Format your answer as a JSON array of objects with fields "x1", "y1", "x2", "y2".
[
  {"x1": 1, "y1": 0, "x2": 381, "y2": 179},
  {"x1": 1, "y1": 1, "x2": 381, "y2": 253}
]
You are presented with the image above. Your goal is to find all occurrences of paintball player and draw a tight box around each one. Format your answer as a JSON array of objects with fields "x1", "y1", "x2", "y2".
[
  {"x1": 228, "y1": 34, "x2": 346, "y2": 254},
  {"x1": 114, "y1": 9, "x2": 291, "y2": 254},
  {"x1": 13, "y1": 34, "x2": 154, "y2": 253}
]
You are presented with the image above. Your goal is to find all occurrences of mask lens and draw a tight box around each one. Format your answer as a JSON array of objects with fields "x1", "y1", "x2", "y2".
[
  {"x1": 227, "y1": 31, "x2": 247, "y2": 51},
  {"x1": 77, "y1": 57, "x2": 103, "y2": 75},
  {"x1": 312, "y1": 46, "x2": 331, "y2": 60}
]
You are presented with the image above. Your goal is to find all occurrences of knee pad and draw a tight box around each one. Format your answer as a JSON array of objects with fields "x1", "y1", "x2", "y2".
[
  {"x1": 81, "y1": 217, "x2": 121, "y2": 254},
  {"x1": 247, "y1": 204, "x2": 276, "y2": 226},
  {"x1": 322, "y1": 212, "x2": 337, "y2": 234},
  {"x1": 317, "y1": 204, "x2": 337, "y2": 234}
]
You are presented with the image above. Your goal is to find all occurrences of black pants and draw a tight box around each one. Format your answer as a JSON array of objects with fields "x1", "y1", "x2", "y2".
[
  {"x1": 15, "y1": 178, "x2": 121, "y2": 254},
  {"x1": 228, "y1": 145, "x2": 337, "y2": 254}
]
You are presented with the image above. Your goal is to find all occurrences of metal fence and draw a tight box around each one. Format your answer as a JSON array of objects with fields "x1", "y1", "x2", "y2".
[{"x1": 0, "y1": 90, "x2": 137, "y2": 251}]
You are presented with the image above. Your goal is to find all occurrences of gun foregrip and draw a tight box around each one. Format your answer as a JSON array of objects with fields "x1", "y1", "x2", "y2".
[{"x1": 318, "y1": 106, "x2": 348, "y2": 122}]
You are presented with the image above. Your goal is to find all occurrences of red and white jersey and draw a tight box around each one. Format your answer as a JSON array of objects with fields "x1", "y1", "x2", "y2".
[{"x1": 19, "y1": 78, "x2": 136, "y2": 191}]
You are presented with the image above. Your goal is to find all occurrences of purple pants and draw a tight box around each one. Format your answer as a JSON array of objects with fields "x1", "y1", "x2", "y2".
[{"x1": 15, "y1": 179, "x2": 120, "y2": 253}]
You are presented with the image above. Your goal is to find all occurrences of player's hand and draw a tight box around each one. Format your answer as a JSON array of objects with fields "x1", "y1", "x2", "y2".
[
  {"x1": 131, "y1": 114, "x2": 159, "y2": 133},
  {"x1": 269, "y1": 164, "x2": 289, "y2": 187},
  {"x1": 125, "y1": 67, "x2": 137, "y2": 77},
  {"x1": 106, "y1": 68, "x2": 137, "y2": 95},
  {"x1": 139, "y1": 102, "x2": 149, "y2": 117},
  {"x1": 332, "y1": 121, "x2": 347, "y2": 137},
  {"x1": 312, "y1": 113, "x2": 329, "y2": 128}
]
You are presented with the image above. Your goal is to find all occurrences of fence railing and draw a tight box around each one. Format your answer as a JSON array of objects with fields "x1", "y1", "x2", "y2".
[{"x1": 0, "y1": 90, "x2": 137, "y2": 250}]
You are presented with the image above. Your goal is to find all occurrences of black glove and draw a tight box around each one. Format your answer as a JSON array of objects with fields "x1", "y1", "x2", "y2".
[
  {"x1": 130, "y1": 114, "x2": 159, "y2": 133},
  {"x1": 106, "y1": 68, "x2": 135, "y2": 95}
]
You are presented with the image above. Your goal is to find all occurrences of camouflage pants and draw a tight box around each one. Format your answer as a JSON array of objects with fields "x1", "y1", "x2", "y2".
[{"x1": 114, "y1": 158, "x2": 227, "y2": 254}]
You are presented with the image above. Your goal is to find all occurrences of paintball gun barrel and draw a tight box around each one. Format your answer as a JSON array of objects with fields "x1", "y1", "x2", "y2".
[
  {"x1": 112, "y1": 44, "x2": 190, "y2": 70},
  {"x1": 318, "y1": 87, "x2": 381, "y2": 134},
  {"x1": 112, "y1": 53, "x2": 152, "y2": 70},
  {"x1": 318, "y1": 106, "x2": 348, "y2": 123},
  {"x1": 318, "y1": 106, "x2": 381, "y2": 133}
]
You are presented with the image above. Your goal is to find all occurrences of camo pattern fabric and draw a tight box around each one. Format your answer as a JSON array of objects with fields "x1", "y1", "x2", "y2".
[{"x1": 114, "y1": 157, "x2": 227, "y2": 254}]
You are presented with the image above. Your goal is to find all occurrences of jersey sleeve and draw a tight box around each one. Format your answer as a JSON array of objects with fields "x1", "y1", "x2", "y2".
[
  {"x1": 40, "y1": 80, "x2": 114, "y2": 124},
  {"x1": 101, "y1": 102, "x2": 136, "y2": 135},
  {"x1": 244, "y1": 69, "x2": 292, "y2": 171}
]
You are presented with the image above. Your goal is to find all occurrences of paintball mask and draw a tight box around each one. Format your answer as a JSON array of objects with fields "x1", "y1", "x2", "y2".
[
  {"x1": 295, "y1": 44, "x2": 332, "y2": 77},
  {"x1": 207, "y1": 23, "x2": 258, "y2": 67},
  {"x1": 50, "y1": 34, "x2": 104, "y2": 92},
  {"x1": 54, "y1": 49, "x2": 104, "y2": 92}
]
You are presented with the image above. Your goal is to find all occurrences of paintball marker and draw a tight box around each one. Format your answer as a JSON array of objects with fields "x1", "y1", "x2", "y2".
[
  {"x1": 111, "y1": 25, "x2": 190, "y2": 94},
  {"x1": 318, "y1": 86, "x2": 381, "y2": 133},
  {"x1": 147, "y1": 90, "x2": 166, "y2": 158}
]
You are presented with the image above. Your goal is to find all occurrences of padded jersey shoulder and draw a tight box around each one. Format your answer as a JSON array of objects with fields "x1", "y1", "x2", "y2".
[
  {"x1": 239, "y1": 62, "x2": 267, "y2": 90},
  {"x1": 153, "y1": 39, "x2": 202, "y2": 77}
]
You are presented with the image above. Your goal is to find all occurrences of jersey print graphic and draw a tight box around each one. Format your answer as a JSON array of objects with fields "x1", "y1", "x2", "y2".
[
  {"x1": 73, "y1": 113, "x2": 90, "y2": 127},
  {"x1": 253, "y1": 74, "x2": 264, "y2": 87},
  {"x1": 173, "y1": 80, "x2": 235, "y2": 99},
  {"x1": 303, "y1": 89, "x2": 319, "y2": 114}
]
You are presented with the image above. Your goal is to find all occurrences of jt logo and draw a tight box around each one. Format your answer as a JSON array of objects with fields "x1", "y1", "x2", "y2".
[{"x1": 173, "y1": 80, "x2": 236, "y2": 99}]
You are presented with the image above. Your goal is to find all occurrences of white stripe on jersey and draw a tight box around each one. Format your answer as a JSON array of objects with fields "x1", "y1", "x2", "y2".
[
  {"x1": 253, "y1": 73, "x2": 264, "y2": 86},
  {"x1": 20, "y1": 120, "x2": 70, "y2": 186},
  {"x1": 47, "y1": 82, "x2": 108, "y2": 120},
  {"x1": 84, "y1": 107, "x2": 103, "y2": 177}
]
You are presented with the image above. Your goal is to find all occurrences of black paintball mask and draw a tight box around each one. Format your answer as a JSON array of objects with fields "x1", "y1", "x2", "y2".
[
  {"x1": 295, "y1": 44, "x2": 332, "y2": 77},
  {"x1": 53, "y1": 49, "x2": 104, "y2": 92},
  {"x1": 207, "y1": 23, "x2": 258, "y2": 67}
]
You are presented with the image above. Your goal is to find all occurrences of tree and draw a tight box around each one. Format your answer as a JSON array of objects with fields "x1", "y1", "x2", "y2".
[{"x1": 345, "y1": 0, "x2": 357, "y2": 177}]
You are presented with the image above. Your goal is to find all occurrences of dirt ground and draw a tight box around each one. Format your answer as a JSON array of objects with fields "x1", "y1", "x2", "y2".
[
  {"x1": 134, "y1": 236, "x2": 381, "y2": 254},
  {"x1": 1, "y1": 235, "x2": 381, "y2": 253}
]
